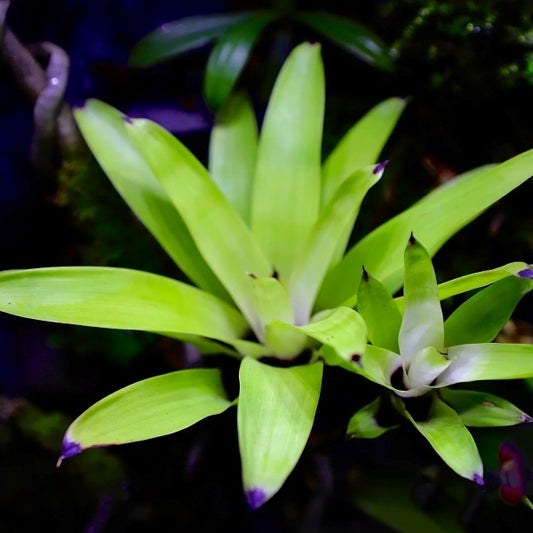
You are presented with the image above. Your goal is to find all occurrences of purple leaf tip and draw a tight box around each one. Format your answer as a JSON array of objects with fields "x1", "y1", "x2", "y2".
[
  {"x1": 473, "y1": 473, "x2": 484, "y2": 487},
  {"x1": 246, "y1": 487, "x2": 267, "y2": 510},
  {"x1": 56, "y1": 437, "x2": 82, "y2": 467},
  {"x1": 373, "y1": 160, "x2": 389, "y2": 175},
  {"x1": 518, "y1": 268, "x2": 533, "y2": 279},
  {"x1": 123, "y1": 115, "x2": 134, "y2": 124},
  {"x1": 520, "y1": 413, "x2": 533, "y2": 423}
]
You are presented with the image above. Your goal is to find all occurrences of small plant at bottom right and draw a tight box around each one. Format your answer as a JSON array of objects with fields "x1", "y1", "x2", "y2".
[{"x1": 328, "y1": 234, "x2": 533, "y2": 504}]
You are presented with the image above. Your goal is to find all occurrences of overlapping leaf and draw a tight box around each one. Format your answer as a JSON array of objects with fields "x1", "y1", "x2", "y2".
[
  {"x1": 204, "y1": 13, "x2": 277, "y2": 109},
  {"x1": 0, "y1": 267, "x2": 247, "y2": 341},
  {"x1": 130, "y1": 13, "x2": 255, "y2": 66},
  {"x1": 125, "y1": 117, "x2": 272, "y2": 336},
  {"x1": 209, "y1": 93, "x2": 258, "y2": 223},
  {"x1": 251, "y1": 43, "x2": 324, "y2": 279},
  {"x1": 317, "y1": 155, "x2": 533, "y2": 309},
  {"x1": 74, "y1": 99, "x2": 229, "y2": 301}
]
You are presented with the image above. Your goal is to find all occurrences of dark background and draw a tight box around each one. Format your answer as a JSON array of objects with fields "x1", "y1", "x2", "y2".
[{"x1": 1, "y1": 1, "x2": 533, "y2": 531}]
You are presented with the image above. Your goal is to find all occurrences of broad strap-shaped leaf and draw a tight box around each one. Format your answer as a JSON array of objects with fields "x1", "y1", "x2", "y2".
[
  {"x1": 209, "y1": 92, "x2": 258, "y2": 223},
  {"x1": 250, "y1": 43, "x2": 324, "y2": 280},
  {"x1": 289, "y1": 165, "x2": 383, "y2": 325},
  {"x1": 444, "y1": 275, "x2": 533, "y2": 346},
  {"x1": 74, "y1": 99, "x2": 229, "y2": 301},
  {"x1": 129, "y1": 13, "x2": 255, "y2": 66},
  {"x1": 58, "y1": 368, "x2": 232, "y2": 464},
  {"x1": 399, "y1": 236, "x2": 444, "y2": 364},
  {"x1": 439, "y1": 389, "x2": 533, "y2": 427},
  {"x1": 395, "y1": 261, "x2": 531, "y2": 310},
  {"x1": 392, "y1": 394, "x2": 483, "y2": 484},
  {"x1": 238, "y1": 358, "x2": 323, "y2": 508},
  {"x1": 347, "y1": 397, "x2": 398, "y2": 439},
  {"x1": 357, "y1": 267, "x2": 401, "y2": 352},
  {"x1": 321, "y1": 98, "x2": 405, "y2": 207},
  {"x1": 0, "y1": 267, "x2": 248, "y2": 341},
  {"x1": 204, "y1": 12, "x2": 276, "y2": 109},
  {"x1": 437, "y1": 343, "x2": 533, "y2": 387},
  {"x1": 317, "y1": 150, "x2": 533, "y2": 308},
  {"x1": 297, "y1": 12, "x2": 394, "y2": 71},
  {"x1": 126, "y1": 117, "x2": 272, "y2": 337}
]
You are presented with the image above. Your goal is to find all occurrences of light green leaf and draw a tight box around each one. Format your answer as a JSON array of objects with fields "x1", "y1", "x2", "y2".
[
  {"x1": 324, "y1": 344, "x2": 401, "y2": 390},
  {"x1": 264, "y1": 305, "x2": 367, "y2": 361},
  {"x1": 347, "y1": 397, "x2": 398, "y2": 439},
  {"x1": 395, "y1": 261, "x2": 530, "y2": 310},
  {"x1": 251, "y1": 42, "x2": 324, "y2": 279},
  {"x1": 393, "y1": 394, "x2": 483, "y2": 483},
  {"x1": 444, "y1": 275, "x2": 533, "y2": 346},
  {"x1": 74, "y1": 99, "x2": 229, "y2": 301},
  {"x1": 204, "y1": 13, "x2": 276, "y2": 109},
  {"x1": 439, "y1": 389, "x2": 533, "y2": 427},
  {"x1": 437, "y1": 343, "x2": 533, "y2": 386},
  {"x1": 125, "y1": 117, "x2": 272, "y2": 337},
  {"x1": 209, "y1": 92, "x2": 258, "y2": 223},
  {"x1": 321, "y1": 97, "x2": 405, "y2": 206},
  {"x1": 0, "y1": 267, "x2": 248, "y2": 341},
  {"x1": 405, "y1": 347, "x2": 451, "y2": 390},
  {"x1": 250, "y1": 274, "x2": 294, "y2": 341},
  {"x1": 289, "y1": 165, "x2": 383, "y2": 325},
  {"x1": 357, "y1": 268, "x2": 401, "y2": 353},
  {"x1": 399, "y1": 237, "x2": 444, "y2": 364},
  {"x1": 238, "y1": 358, "x2": 323, "y2": 508},
  {"x1": 303, "y1": 307, "x2": 367, "y2": 362},
  {"x1": 263, "y1": 320, "x2": 312, "y2": 360},
  {"x1": 318, "y1": 150, "x2": 533, "y2": 308},
  {"x1": 297, "y1": 12, "x2": 394, "y2": 71},
  {"x1": 129, "y1": 13, "x2": 255, "y2": 66},
  {"x1": 58, "y1": 368, "x2": 232, "y2": 464}
]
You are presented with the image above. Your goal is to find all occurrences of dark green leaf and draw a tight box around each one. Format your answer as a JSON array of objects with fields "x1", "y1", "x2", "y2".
[
  {"x1": 297, "y1": 12, "x2": 394, "y2": 71},
  {"x1": 130, "y1": 13, "x2": 255, "y2": 66},
  {"x1": 347, "y1": 397, "x2": 398, "y2": 439},
  {"x1": 444, "y1": 275, "x2": 533, "y2": 346},
  {"x1": 204, "y1": 12, "x2": 277, "y2": 109}
]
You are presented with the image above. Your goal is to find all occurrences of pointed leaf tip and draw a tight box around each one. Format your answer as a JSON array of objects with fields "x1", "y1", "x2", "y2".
[
  {"x1": 473, "y1": 473, "x2": 485, "y2": 487},
  {"x1": 123, "y1": 115, "x2": 134, "y2": 124},
  {"x1": 373, "y1": 160, "x2": 389, "y2": 175},
  {"x1": 518, "y1": 268, "x2": 533, "y2": 279},
  {"x1": 246, "y1": 487, "x2": 267, "y2": 509},
  {"x1": 408, "y1": 231, "x2": 416, "y2": 245},
  {"x1": 57, "y1": 437, "x2": 82, "y2": 467},
  {"x1": 520, "y1": 413, "x2": 533, "y2": 423}
]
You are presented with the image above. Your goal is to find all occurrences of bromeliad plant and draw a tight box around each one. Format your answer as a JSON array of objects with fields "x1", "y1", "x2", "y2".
[
  {"x1": 1, "y1": 42, "x2": 533, "y2": 508},
  {"x1": 336, "y1": 235, "x2": 533, "y2": 489}
]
